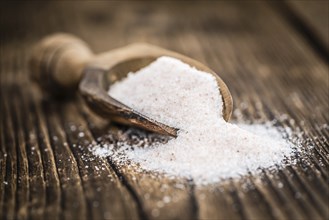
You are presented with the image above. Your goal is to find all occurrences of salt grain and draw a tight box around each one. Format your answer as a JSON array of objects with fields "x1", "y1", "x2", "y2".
[
  {"x1": 92, "y1": 56, "x2": 295, "y2": 185},
  {"x1": 163, "y1": 196, "x2": 171, "y2": 203},
  {"x1": 78, "y1": 132, "x2": 85, "y2": 138}
]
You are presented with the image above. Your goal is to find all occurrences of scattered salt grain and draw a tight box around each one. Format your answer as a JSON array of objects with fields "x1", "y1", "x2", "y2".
[
  {"x1": 91, "y1": 56, "x2": 295, "y2": 185},
  {"x1": 78, "y1": 132, "x2": 85, "y2": 138},
  {"x1": 163, "y1": 196, "x2": 171, "y2": 203}
]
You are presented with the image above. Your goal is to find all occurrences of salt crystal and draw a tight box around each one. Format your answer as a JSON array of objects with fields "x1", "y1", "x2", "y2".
[
  {"x1": 70, "y1": 124, "x2": 77, "y2": 131},
  {"x1": 91, "y1": 56, "x2": 296, "y2": 185},
  {"x1": 52, "y1": 136, "x2": 58, "y2": 141},
  {"x1": 163, "y1": 196, "x2": 171, "y2": 203},
  {"x1": 78, "y1": 132, "x2": 85, "y2": 138},
  {"x1": 277, "y1": 182, "x2": 284, "y2": 188}
]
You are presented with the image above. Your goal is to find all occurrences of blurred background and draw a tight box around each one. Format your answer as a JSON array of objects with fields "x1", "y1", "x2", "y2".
[{"x1": 0, "y1": 1, "x2": 328, "y2": 115}]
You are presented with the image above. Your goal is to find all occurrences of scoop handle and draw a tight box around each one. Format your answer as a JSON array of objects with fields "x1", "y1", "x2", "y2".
[{"x1": 29, "y1": 33, "x2": 94, "y2": 95}]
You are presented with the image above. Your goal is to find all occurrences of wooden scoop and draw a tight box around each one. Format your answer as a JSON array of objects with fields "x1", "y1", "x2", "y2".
[{"x1": 29, "y1": 33, "x2": 233, "y2": 137}]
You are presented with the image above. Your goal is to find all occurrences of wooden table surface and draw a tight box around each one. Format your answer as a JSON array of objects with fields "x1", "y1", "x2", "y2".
[{"x1": 0, "y1": 1, "x2": 328, "y2": 220}]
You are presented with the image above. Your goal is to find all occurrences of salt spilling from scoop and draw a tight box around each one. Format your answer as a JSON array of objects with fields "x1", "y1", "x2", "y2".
[{"x1": 91, "y1": 56, "x2": 294, "y2": 184}]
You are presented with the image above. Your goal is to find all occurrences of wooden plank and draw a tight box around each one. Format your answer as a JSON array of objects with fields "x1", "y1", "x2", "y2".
[
  {"x1": 59, "y1": 102, "x2": 139, "y2": 219},
  {"x1": 30, "y1": 90, "x2": 84, "y2": 220},
  {"x1": 0, "y1": 60, "x2": 7, "y2": 219},
  {"x1": 2, "y1": 86, "x2": 18, "y2": 220},
  {"x1": 20, "y1": 87, "x2": 47, "y2": 220},
  {"x1": 0, "y1": 115, "x2": 6, "y2": 219},
  {"x1": 80, "y1": 103, "x2": 197, "y2": 219},
  {"x1": 12, "y1": 88, "x2": 30, "y2": 220},
  {"x1": 287, "y1": 0, "x2": 329, "y2": 50},
  {"x1": 0, "y1": 1, "x2": 328, "y2": 220}
]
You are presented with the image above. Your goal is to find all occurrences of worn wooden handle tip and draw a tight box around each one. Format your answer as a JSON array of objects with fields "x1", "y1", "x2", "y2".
[{"x1": 29, "y1": 33, "x2": 93, "y2": 94}]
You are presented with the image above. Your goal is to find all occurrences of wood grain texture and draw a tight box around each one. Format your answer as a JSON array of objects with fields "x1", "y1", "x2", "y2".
[
  {"x1": 287, "y1": 0, "x2": 329, "y2": 50},
  {"x1": 0, "y1": 1, "x2": 328, "y2": 220}
]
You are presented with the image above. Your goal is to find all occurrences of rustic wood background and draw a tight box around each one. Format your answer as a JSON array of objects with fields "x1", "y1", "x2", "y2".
[{"x1": 0, "y1": 1, "x2": 328, "y2": 220}]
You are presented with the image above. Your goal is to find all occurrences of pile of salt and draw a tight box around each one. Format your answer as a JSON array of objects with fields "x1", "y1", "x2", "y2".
[{"x1": 92, "y1": 56, "x2": 294, "y2": 184}]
